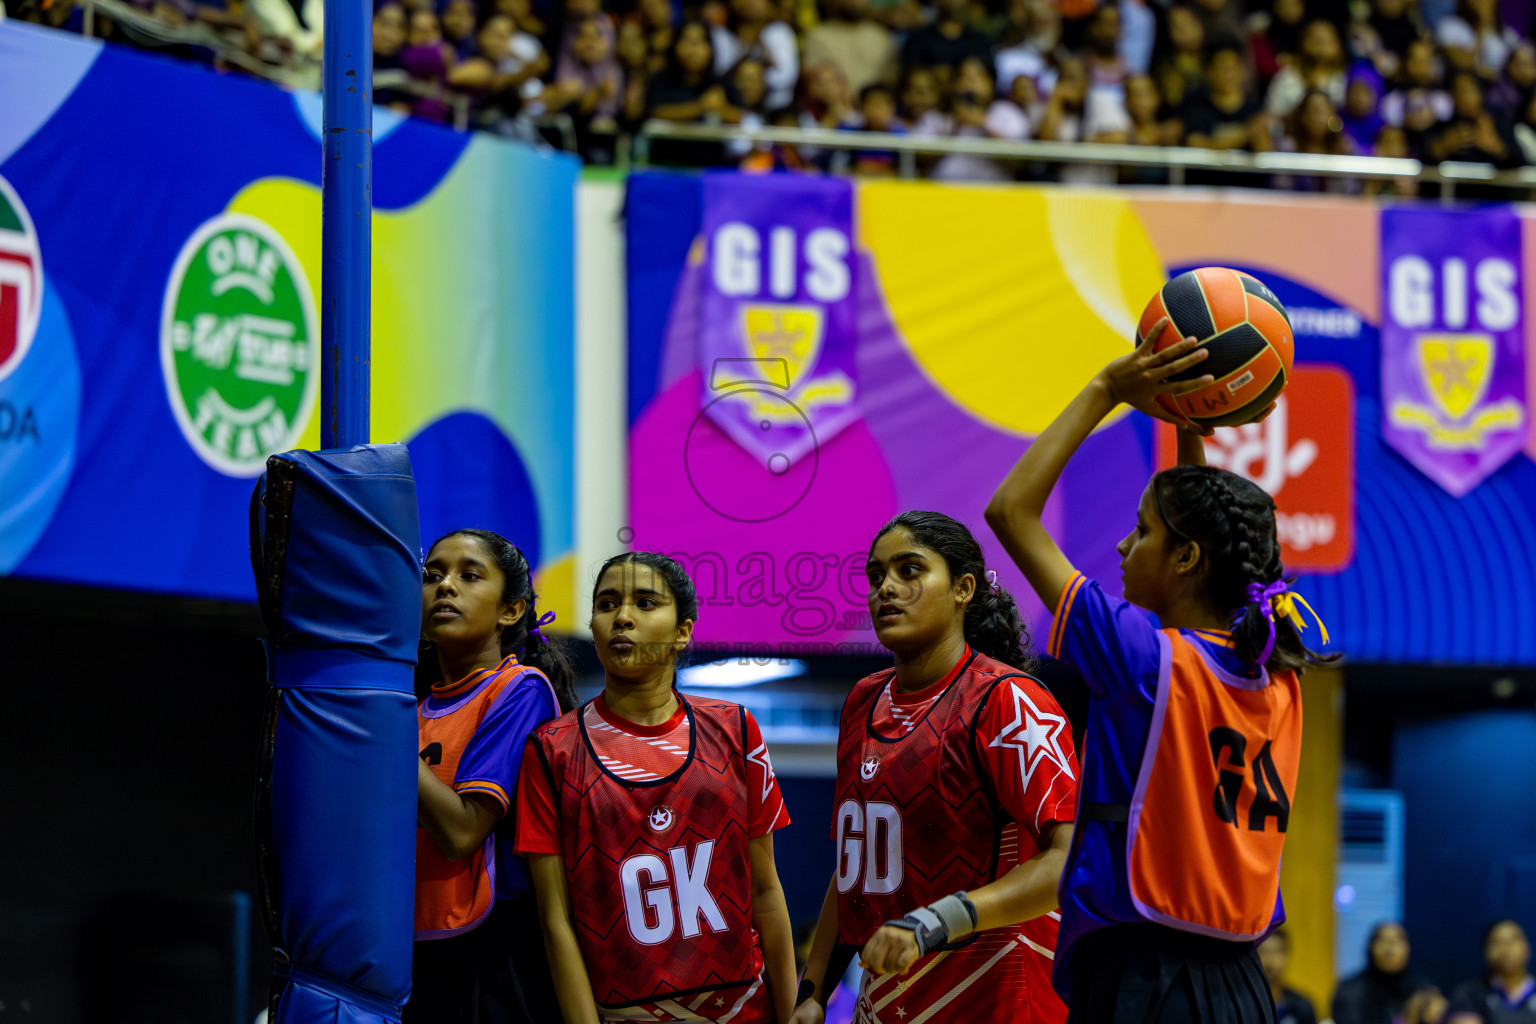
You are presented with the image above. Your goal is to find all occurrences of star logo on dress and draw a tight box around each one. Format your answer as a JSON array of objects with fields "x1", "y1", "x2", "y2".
[
  {"x1": 747, "y1": 741, "x2": 776, "y2": 799},
  {"x1": 859, "y1": 755, "x2": 881, "y2": 782},
  {"x1": 647, "y1": 806, "x2": 676, "y2": 834},
  {"x1": 987, "y1": 682, "x2": 1075, "y2": 791}
]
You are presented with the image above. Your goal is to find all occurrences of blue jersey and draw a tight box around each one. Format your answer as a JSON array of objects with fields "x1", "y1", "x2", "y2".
[
  {"x1": 1046, "y1": 573, "x2": 1285, "y2": 996},
  {"x1": 419, "y1": 655, "x2": 560, "y2": 911}
]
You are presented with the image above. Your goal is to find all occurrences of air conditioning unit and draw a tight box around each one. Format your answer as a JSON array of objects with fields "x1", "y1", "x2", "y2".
[{"x1": 1335, "y1": 789, "x2": 1405, "y2": 980}]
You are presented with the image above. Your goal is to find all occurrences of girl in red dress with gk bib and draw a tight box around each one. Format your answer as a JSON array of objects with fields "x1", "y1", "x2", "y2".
[{"x1": 516, "y1": 552, "x2": 799, "y2": 1024}]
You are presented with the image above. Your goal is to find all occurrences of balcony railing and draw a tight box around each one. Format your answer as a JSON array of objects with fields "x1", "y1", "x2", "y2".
[
  {"x1": 634, "y1": 119, "x2": 1536, "y2": 200},
  {"x1": 50, "y1": 12, "x2": 1536, "y2": 197}
]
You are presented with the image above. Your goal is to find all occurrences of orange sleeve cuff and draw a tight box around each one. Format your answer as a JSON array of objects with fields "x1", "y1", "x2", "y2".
[
  {"x1": 454, "y1": 780, "x2": 510, "y2": 815},
  {"x1": 1048, "y1": 573, "x2": 1087, "y2": 659}
]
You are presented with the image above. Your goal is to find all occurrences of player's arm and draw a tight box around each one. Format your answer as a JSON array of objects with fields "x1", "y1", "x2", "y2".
[
  {"x1": 748, "y1": 834, "x2": 798, "y2": 1024},
  {"x1": 1177, "y1": 423, "x2": 1208, "y2": 467},
  {"x1": 788, "y1": 879, "x2": 840, "y2": 1024},
  {"x1": 857, "y1": 823, "x2": 1075, "y2": 978},
  {"x1": 970, "y1": 676, "x2": 1078, "y2": 931},
  {"x1": 529, "y1": 852, "x2": 601, "y2": 1024},
  {"x1": 985, "y1": 321, "x2": 1211, "y2": 610},
  {"x1": 1176, "y1": 404, "x2": 1274, "y2": 468},
  {"x1": 860, "y1": 822, "x2": 1075, "y2": 982},
  {"x1": 969, "y1": 821, "x2": 1074, "y2": 929},
  {"x1": 416, "y1": 760, "x2": 501, "y2": 862},
  {"x1": 741, "y1": 714, "x2": 808, "y2": 1024},
  {"x1": 422, "y1": 683, "x2": 555, "y2": 861},
  {"x1": 865, "y1": 672, "x2": 1081, "y2": 977}
]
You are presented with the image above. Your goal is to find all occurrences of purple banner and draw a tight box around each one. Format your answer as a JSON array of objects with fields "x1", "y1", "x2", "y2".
[
  {"x1": 698, "y1": 174, "x2": 859, "y2": 473},
  {"x1": 1381, "y1": 206, "x2": 1528, "y2": 497}
]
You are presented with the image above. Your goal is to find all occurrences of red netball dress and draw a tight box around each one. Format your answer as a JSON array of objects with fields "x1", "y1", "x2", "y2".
[
  {"x1": 516, "y1": 693, "x2": 789, "y2": 1024},
  {"x1": 834, "y1": 647, "x2": 1078, "y2": 1024}
]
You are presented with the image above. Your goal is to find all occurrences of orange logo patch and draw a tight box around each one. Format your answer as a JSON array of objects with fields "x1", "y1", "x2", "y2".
[{"x1": 1155, "y1": 365, "x2": 1355, "y2": 572}]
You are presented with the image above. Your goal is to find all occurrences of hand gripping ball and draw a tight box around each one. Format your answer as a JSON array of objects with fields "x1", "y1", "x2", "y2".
[{"x1": 1139, "y1": 267, "x2": 1295, "y2": 428}]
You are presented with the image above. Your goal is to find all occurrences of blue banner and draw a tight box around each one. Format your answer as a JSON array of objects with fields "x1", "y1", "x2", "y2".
[{"x1": 0, "y1": 23, "x2": 579, "y2": 610}]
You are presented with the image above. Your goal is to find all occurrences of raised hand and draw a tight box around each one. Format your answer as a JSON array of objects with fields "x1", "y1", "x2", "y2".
[{"x1": 1097, "y1": 317, "x2": 1215, "y2": 434}]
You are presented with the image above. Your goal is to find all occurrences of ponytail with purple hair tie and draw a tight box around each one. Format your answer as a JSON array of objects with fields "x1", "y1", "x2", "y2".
[
  {"x1": 528, "y1": 609, "x2": 556, "y2": 643},
  {"x1": 1243, "y1": 579, "x2": 1330, "y2": 666}
]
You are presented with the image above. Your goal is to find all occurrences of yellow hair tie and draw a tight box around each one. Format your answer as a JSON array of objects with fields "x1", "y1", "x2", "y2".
[{"x1": 1271, "y1": 591, "x2": 1331, "y2": 647}]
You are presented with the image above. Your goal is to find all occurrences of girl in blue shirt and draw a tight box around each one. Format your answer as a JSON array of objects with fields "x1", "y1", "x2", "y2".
[{"x1": 985, "y1": 322, "x2": 1335, "y2": 1023}]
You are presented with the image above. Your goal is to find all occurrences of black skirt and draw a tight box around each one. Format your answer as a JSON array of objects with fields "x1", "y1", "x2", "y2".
[
  {"x1": 405, "y1": 892, "x2": 561, "y2": 1024},
  {"x1": 1067, "y1": 923, "x2": 1277, "y2": 1024}
]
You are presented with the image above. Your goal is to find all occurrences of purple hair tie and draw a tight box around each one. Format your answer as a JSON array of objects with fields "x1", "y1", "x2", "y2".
[
  {"x1": 985, "y1": 569, "x2": 1000, "y2": 595},
  {"x1": 1244, "y1": 579, "x2": 1289, "y2": 666},
  {"x1": 529, "y1": 609, "x2": 556, "y2": 642}
]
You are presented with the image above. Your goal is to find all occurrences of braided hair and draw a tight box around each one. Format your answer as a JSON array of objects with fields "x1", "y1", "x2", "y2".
[
  {"x1": 1152, "y1": 467, "x2": 1337, "y2": 674},
  {"x1": 871, "y1": 510, "x2": 1035, "y2": 672},
  {"x1": 425, "y1": 529, "x2": 579, "y2": 711}
]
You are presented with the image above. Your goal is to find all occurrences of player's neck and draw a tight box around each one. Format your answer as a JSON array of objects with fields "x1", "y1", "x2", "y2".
[
  {"x1": 891, "y1": 632, "x2": 967, "y2": 694},
  {"x1": 601, "y1": 670, "x2": 680, "y2": 727},
  {"x1": 1153, "y1": 592, "x2": 1231, "y2": 634},
  {"x1": 435, "y1": 639, "x2": 506, "y2": 686}
]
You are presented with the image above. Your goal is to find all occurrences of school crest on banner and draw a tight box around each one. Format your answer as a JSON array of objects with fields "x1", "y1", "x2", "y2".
[
  {"x1": 1381, "y1": 206, "x2": 1528, "y2": 497},
  {"x1": 698, "y1": 175, "x2": 859, "y2": 471}
]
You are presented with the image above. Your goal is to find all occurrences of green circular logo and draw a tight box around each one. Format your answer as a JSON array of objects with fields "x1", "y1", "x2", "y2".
[{"x1": 161, "y1": 213, "x2": 318, "y2": 476}]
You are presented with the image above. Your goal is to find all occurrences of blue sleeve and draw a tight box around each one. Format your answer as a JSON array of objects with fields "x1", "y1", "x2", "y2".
[
  {"x1": 454, "y1": 674, "x2": 560, "y2": 814},
  {"x1": 1046, "y1": 573, "x2": 1163, "y2": 707}
]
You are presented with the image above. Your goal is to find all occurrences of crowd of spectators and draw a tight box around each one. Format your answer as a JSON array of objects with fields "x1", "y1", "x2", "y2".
[
  {"x1": 1257, "y1": 920, "x2": 1536, "y2": 1024},
  {"x1": 12, "y1": 0, "x2": 1536, "y2": 185}
]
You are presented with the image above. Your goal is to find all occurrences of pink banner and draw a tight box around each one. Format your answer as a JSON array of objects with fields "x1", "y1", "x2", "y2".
[
  {"x1": 1381, "y1": 206, "x2": 1529, "y2": 496},
  {"x1": 696, "y1": 174, "x2": 859, "y2": 487}
]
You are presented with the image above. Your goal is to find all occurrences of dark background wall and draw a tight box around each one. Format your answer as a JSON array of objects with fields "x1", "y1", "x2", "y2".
[
  {"x1": 0, "y1": 592, "x2": 271, "y2": 1022},
  {"x1": 0, "y1": 592, "x2": 848, "y2": 1023},
  {"x1": 1347, "y1": 670, "x2": 1536, "y2": 996},
  {"x1": 10, "y1": 586, "x2": 1534, "y2": 1023},
  {"x1": 1394, "y1": 709, "x2": 1536, "y2": 988}
]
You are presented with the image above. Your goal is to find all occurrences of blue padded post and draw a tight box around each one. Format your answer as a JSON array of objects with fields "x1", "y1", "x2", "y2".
[{"x1": 251, "y1": 443, "x2": 420, "y2": 1024}]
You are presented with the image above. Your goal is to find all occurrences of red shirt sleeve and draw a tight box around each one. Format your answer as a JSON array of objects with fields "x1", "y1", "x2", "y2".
[
  {"x1": 974, "y1": 676, "x2": 1079, "y2": 845},
  {"x1": 744, "y1": 710, "x2": 790, "y2": 838},
  {"x1": 512, "y1": 736, "x2": 562, "y2": 856}
]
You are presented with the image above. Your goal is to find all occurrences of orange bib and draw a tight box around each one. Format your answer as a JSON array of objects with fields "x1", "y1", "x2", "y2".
[
  {"x1": 415, "y1": 665, "x2": 522, "y2": 939},
  {"x1": 1127, "y1": 631, "x2": 1302, "y2": 940}
]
